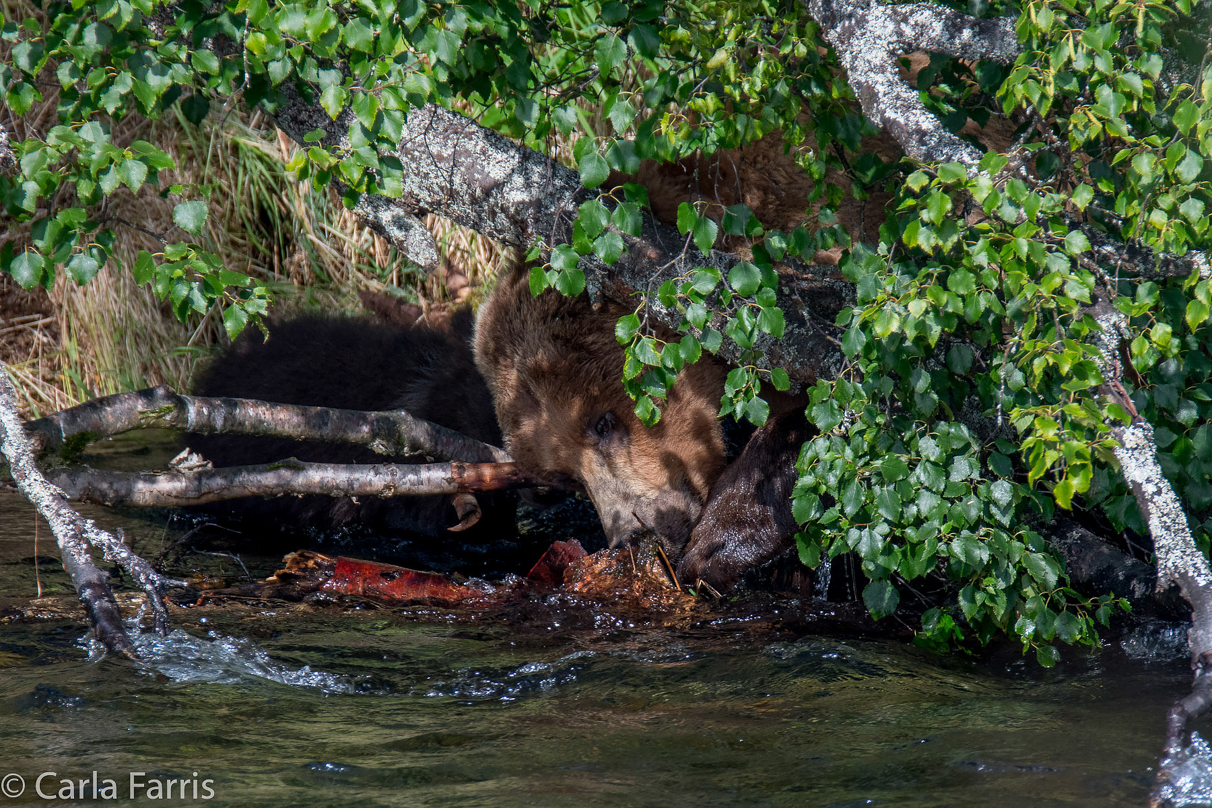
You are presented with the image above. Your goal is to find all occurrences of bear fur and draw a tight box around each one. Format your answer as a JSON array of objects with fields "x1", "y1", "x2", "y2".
[
  {"x1": 474, "y1": 260, "x2": 810, "y2": 590},
  {"x1": 675, "y1": 409, "x2": 811, "y2": 591},
  {"x1": 188, "y1": 308, "x2": 509, "y2": 537},
  {"x1": 474, "y1": 262, "x2": 733, "y2": 555}
]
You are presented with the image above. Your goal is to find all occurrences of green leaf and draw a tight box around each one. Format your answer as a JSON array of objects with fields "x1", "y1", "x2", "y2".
[
  {"x1": 937, "y1": 163, "x2": 967, "y2": 184},
  {"x1": 863, "y1": 580, "x2": 900, "y2": 619},
  {"x1": 677, "y1": 202, "x2": 697, "y2": 235},
  {"x1": 881, "y1": 455, "x2": 909, "y2": 482},
  {"x1": 320, "y1": 84, "x2": 347, "y2": 119},
  {"x1": 594, "y1": 33, "x2": 626, "y2": 73},
  {"x1": 692, "y1": 215, "x2": 718, "y2": 256},
  {"x1": 946, "y1": 344, "x2": 973, "y2": 374},
  {"x1": 1188, "y1": 299, "x2": 1210, "y2": 332},
  {"x1": 579, "y1": 199, "x2": 610, "y2": 240},
  {"x1": 770, "y1": 368, "x2": 790, "y2": 391},
  {"x1": 925, "y1": 191, "x2": 952, "y2": 224},
  {"x1": 578, "y1": 152, "x2": 610, "y2": 189},
  {"x1": 1024, "y1": 552, "x2": 1059, "y2": 589},
  {"x1": 191, "y1": 49, "x2": 221, "y2": 74},
  {"x1": 64, "y1": 249, "x2": 100, "y2": 284},
  {"x1": 615, "y1": 313, "x2": 640, "y2": 344},
  {"x1": 796, "y1": 533, "x2": 821, "y2": 567},
  {"x1": 173, "y1": 201, "x2": 208, "y2": 236},
  {"x1": 875, "y1": 487, "x2": 902, "y2": 521},
  {"x1": 905, "y1": 171, "x2": 930, "y2": 192},
  {"x1": 947, "y1": 269, "x2": 976, "y2": 295},
  {"x1": 628, "y1": 24, "x2": 660, "y2": 59},
  {"x1": 685, "y1": 302, "x2": 708, "y2": 329},
  {"x1": 1071, "y1": 184, "x2": 1093, "y2": 211},
  {"x1": 1176, "y1": 151, "x2": 1204, "y2": 184},
  {"x1": 6, "y1": 82, "x2": 36, "y2": 116},
  {"x1": 1173, "y1": 100, "x2": 1199, "y2": 135},
  {"x1": 728, "y1": 261, "x2": 761, "y2": 296},
  {"x1": 180, "y1": 94, "x2": 210, "y2": 125},
  {"x1": 1063, "y1": 231, "x2": 1091, "y2": 255},
  {"x1": 132, "y1": 250, "x2": 155, "y2": 285},
  {"x1": 680, "y1": 335, "x2": 702, "y2": 364},
  {"x1": 8, "y1": 250, "x2": 44, "y2": 289},
  {"x1": 551, "y1": 243, "x2": 579, "y2": 272},
  {"x1": 223, "y1": 304, "x2": 249, "y2": 339},
  {"x1": 744, "y1": 394, "x2": 769, "y2": 426},
  {"x1": 219, "y1": 269, "x2": 250, "y2": 287},
  {"x1": 810, "y1": 399, "x2": 842, "y2": 432},
  {"x1": 593, "y1": 231, "x2": 624, "y2": 264},
  {"x1": 344, "y1": 18, "x2": 374, "y2": 52},
  {"x1": 991, "y1": 479, "x2": 1013, "y2": 508},
  {"x1": 691, "y1": 267, "x2": 720, "y2": 294},
  {"x1": 612, "y1": 203, "x2": 642, "y2": 237},
  {"x1": 555, "y1": 268, "x2": 586, "y2": 297},
  {"x1": 951, "y1": 534, "x2": 989, "y2": 569},
  {"x1": 117, "y1": 159, "x2": 148, "y2": 192},
  {"x1": 1036, "y1": 645, "x2": 1060, "y2": 668}
]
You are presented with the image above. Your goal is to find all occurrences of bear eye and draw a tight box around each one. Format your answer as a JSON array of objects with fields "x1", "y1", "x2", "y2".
[{"x1": 593, "y1": 412, "x2": 618, "y2": 440}]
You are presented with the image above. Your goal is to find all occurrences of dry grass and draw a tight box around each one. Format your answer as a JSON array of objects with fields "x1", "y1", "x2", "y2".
[
  {"x1": 0, "y1": 59, "x2": 504, "y2": 418},
  {"x1": 0, "y1": 0, "x2": 621, "y2": 418}
]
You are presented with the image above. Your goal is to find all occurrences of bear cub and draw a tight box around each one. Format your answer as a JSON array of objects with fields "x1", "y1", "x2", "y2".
[{"x1": 187, "y1": 308, "x2": 510, "y2": 539}]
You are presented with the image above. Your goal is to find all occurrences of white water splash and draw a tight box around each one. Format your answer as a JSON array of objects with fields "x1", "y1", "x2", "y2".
[
  {"x1": 422, "y1": 650, "x2": 596, "y2": 701},
  {"x1": 1157, "y1": 733, "x2": 1212, "y2": 807},
  {"x1": 81, "y1": 625, "x2": 360, "y2": 694},
  {"x1": 1121, "y1": 621, "x2": 1191, "y2": 662}
]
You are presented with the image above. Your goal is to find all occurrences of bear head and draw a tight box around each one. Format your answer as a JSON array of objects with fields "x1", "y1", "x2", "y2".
[{"x1": 474, "y1": 263, "x2": 729, "y2": 553}]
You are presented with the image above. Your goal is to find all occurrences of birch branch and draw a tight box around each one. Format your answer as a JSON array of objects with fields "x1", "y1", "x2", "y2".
[
  {"x1": 800, "y1": 0, "x2": 1208, "y2": 281},
  {"x1": 22, "y1": 386, "x2": 512, "y2": 464},
  {"x1": 0, "y1": 364, "x2": 184, "y2": 655},
  {"x1": 804, "y1": 0, "x2": 1018, "y2": 166},
  {"x1": 271, "y1": 97, "x2": 852, "y2": 385},
  {"x1": 1088, "y1": 300, "x2": 1212, "y2": 769},
  {"x1": 45, "y1": 460, "x2": 537, "y2": 508}
]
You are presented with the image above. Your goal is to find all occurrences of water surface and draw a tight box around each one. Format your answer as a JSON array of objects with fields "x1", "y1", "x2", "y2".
[{"x1": 0, "y1": 436, "x2": 1196, "y2": 807}]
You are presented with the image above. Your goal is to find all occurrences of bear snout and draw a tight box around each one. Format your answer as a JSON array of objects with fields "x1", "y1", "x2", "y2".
[{"x1": 588, "y1": 482, "x2": 705, "y2": 558}]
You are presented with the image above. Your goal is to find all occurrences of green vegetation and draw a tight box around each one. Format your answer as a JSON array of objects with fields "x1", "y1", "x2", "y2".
[{"x1": 2, "y1": 0, "x2": 1210, "y2": 662}]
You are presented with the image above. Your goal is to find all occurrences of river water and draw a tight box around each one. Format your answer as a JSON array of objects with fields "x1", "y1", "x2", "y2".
[{"x1": 0, "y1": 436, "x2": 1200, "y2": 807}]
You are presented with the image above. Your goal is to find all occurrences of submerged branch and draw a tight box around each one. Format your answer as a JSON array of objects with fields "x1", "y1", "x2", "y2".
[
  {"x1": 0, "y1": 366, "x2": 183, "y2": 655},
  {"x1": 22, "y1": 386, "x2": 512, "y2": 464},
  {"x1": 45, "y1": 460, "x2": 538, "y2": 508}
]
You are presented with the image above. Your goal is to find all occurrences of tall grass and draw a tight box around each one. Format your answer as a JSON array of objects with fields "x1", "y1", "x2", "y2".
[{"x1": 0, "y1": 49, "x2": 503, "y2": 416}]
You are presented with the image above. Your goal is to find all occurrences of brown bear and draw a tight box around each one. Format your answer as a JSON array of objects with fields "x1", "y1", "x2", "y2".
[
  {"x1": 474, "y1": 259, "x2": 805, "y2": 589},
  {"x1": 187, "y1": 308, "x2": 510, "y2": 539},
  {"x1": 675, "y1": 409, "x2": 811, "y2": 590}
]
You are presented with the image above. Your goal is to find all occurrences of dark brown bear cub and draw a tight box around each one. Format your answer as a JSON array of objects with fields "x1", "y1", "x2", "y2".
[
  {"x1": 188, "y1": 308, "x2": 508, "y2": 537},
  {"x1": 474, "y1": 260, "x2": 805, "y2": 589}
]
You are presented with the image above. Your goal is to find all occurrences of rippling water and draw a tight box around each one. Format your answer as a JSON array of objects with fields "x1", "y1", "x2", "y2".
[{"x1": 0, "y1": 436, "x2": 1201, "y2": 806}]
